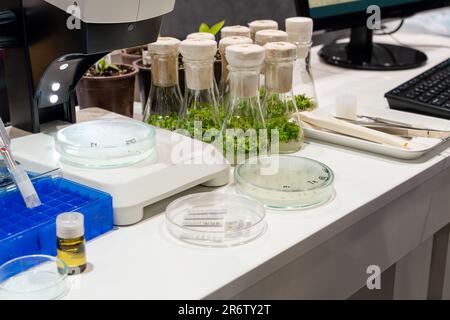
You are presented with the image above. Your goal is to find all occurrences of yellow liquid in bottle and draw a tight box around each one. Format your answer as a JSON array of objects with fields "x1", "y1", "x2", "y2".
[{"x1": 57, "y1": 236, "x2": 87, "y2": 275}]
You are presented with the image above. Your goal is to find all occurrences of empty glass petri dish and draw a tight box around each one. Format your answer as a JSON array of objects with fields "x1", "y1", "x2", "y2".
[
  {"x1": 235, "y1": 156, "x2": 335, "y2": 210},
  {"x1": 166, "y1": 193, "x2": 267, "y2": 247},
  {"x1": 0, "y1": 255, "x2": 69, "y2": 300},
  {"x1": 55, "y1": 120, "x2": 156, "y2": 169}
]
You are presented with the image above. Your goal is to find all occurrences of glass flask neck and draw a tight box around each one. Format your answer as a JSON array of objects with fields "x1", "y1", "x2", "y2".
[
  {"x1": 183, "y1": 57, "x2": 215, "y2": 91},
  {"x1": 150, "y1": 53, "x2": 179, "y2": 87},
  {"x1": 292, "y1": 41, "x2": 312, "y2": 63},
  {"x1": 265, "y1": 60, "x2": 295, "y2": 94},
  {"x1": 228, "y1": 66, "x2": 261, "y2": 99}
]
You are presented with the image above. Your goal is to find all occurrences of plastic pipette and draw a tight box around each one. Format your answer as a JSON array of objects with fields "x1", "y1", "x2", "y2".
[{"x1": 0, "y1": 117, "x2": 41, "y2": 208}]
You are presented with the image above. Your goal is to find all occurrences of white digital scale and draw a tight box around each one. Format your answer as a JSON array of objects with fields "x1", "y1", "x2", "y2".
[{"x1": 11, "y1": 114, "x2": 230, "y2": 226}]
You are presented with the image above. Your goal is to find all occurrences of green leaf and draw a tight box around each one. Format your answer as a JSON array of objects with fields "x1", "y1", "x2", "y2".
[
  {"x1": 108, "y1": 62, "x2": 120, "y2": 72},
  {"x1": 199, "y1": 23, "x2": 211, "y2": 33},
  {"x1": 209, "y1": 20, "x2": 225, "y2": 36}
]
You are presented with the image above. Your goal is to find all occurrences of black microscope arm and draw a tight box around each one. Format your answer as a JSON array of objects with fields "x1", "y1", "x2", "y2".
[{"x1": 0, "y1": 10, "x2": 18, "y2": 48}]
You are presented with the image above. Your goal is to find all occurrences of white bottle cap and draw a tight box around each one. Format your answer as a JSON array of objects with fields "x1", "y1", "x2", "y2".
[
  {"x1": 221, "y1": 25, "x2": 251, "y2": 39},
  {"x1": 219, "y1": 36, "x2": 253, "y2": 54},
  {"x1": 255, "y1": 30, "x2": 288, "y2": 46},
  {"x1": 286, "y1": 17, "x2": 314, "y2": 44},
  {"x1": 226, "y1": 44, "x2": 265, "y2": 68},
  {"x1": 57, "y1": 212, "x2": 85, "y2": 239},
  {"x1": 186, "y1": 32, "x2": 216, "y2": 41},
  {"x1": 180, "y1": 38, "x2": 217, "y2": 61},
  {"x1": 148, "y1": 37, "x2": 181, "y2": 55},
  {"x1": 336, "y1": 94, "x2": 358, "y2": 120}
]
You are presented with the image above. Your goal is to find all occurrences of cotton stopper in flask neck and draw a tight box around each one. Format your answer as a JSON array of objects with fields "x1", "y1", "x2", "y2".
[
  {"x1": 221, "y1": 25, "x2": 251, "y2": 39},
  {"x1": 148, "y1": 37, "x2": 181, "y2": 87},
  {"x1": 264, "y1": 42, "x2": 297, "y2": 94},
  {"x1": 57, "y1": 212, "x2": 85, "y2": 239},
  {"x1": 255, "y1": 29, "x2": 288, "y2": 46},
  {"x1": 248, "y1": 20, "x2": 278, "y2": 41},
  {"x1": 186, "y1": 32, "x2": 216, "y2": 41},
  {"x1": 285, "y1": 17, "x2": 314, "y2": 59},
  {"x1": 219, "y1": 36, "x2": 253, "y2": 81},
  {"x1": 285, "y1": 17, "x2": 313, "y2": 44},
  {"x1": 180, "y1": 38, "x2": 217, "y2": 91},
  {"x1": 226, "y1": 44, "x2": 265, "y2": 98}
]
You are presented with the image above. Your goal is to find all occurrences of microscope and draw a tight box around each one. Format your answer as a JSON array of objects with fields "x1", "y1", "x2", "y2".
[{"x1": 0, "y1": 0, "x2": 176, "y2": 133}]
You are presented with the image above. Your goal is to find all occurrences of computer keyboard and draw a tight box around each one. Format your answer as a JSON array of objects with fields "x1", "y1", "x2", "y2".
[{"x1": 385, "y1": 58, "x2": 450, "y2": 119}]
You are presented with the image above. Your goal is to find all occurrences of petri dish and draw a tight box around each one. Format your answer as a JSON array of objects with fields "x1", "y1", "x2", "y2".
[
  {"x1": 0, "y1": 255, "x2": 69, "y2": 300},
  {"x1": 235, "y1": 156, "x2": 335, "y2": 210},
  {"x1": 166, "y1": 193, "x2": 267, "y2": 247},
  {"x1": 55, "y1": 120, "x2": 156, "y2": 169}
]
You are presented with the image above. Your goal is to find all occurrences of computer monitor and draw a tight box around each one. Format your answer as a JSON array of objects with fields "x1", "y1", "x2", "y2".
[{"x1": 296, "y1": 0, "x2": 450, "y2": 70}]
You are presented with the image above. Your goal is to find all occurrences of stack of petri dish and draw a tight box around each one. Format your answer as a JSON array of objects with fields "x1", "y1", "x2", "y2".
[{"x1": 55, "y1": 119, "x2": 156, "y2": 169}]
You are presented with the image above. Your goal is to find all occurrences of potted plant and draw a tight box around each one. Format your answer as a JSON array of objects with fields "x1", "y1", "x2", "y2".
[
  {"x1": 76, "y1": 57, "x2": 139, "y2": 118},
  {"x1": 120, "y1": 46, "x2": 147, "y2": 102},
  {"x1": 120, "y1": 46, "x2": 147, "y2": 65}
]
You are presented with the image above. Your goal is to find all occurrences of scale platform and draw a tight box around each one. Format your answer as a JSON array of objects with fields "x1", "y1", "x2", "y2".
[{"x1": 11, "y1": 123, "x2": 230, "y2": 226}]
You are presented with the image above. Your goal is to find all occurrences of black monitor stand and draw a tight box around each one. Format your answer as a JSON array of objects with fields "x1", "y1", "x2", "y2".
[{"x1": 319, "y1": 25, "x2": 427, "y2": 71}]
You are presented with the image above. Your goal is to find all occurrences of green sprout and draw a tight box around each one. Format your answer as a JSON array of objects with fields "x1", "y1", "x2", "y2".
[
  {"x1": 199, "y1": 20, "x2": 225, "y2": 36},
  {"x1": 92, "y1": 57, "x2": 120, "y2": 77}
]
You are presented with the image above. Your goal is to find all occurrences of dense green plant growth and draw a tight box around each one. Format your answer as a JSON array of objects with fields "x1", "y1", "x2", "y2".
[{"x1": 147, "y1": 94, "x2": 313, "y2": 145}]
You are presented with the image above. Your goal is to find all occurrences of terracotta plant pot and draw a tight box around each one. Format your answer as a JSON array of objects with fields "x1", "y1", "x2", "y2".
[
  {"x1": 121, "y1": 48, "x2": 144, "y2": 102},
  {"x1": 76, "y1": 64, "x2": 139, "y2": 118}
]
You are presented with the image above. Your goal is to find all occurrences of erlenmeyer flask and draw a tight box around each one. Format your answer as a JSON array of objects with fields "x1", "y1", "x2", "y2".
[
  {"x1": 143, "y1": 37, "x2": 183, "y2": 129},
  {"x1": 262, "y1": 42, "x2": 303, "y2": 154},
  {"x1": 286, "y1": 17, "x2": 318, "y2": 111},
  {"x1": 254, "y1": 29, "x2": 288, "y2": 93},
  {"x1": 221, "y1": 44, "x2": 267, "y2": 165},
  {"x1": 218, "y1": 36, "x2": 252, "y2": 112},
  {"x1": 179, "y1": 38, "x2": 221, "y2": 136}
]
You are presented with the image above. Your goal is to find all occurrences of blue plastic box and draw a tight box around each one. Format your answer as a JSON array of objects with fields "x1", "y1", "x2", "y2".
[{"x1": 0, "y1": 175, "x2": 114, "y2": 265}]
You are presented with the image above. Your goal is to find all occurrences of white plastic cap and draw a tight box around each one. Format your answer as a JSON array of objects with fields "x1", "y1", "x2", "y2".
[
  {"x1": 336, "y1": 94, "x2": 358, "y2": 120},
  {"x1": 226, "y1": 44, "x2": 265, "y2": 68},
  {"x1": 180, "y1": 38, "x2": 217, "y2": 61},
  {"x1": 57, "y1": 212, "x2": 85, "y2": 239},
  {"x1": 219, "y1": 36, "x2": 253, "y2": 54},
  {"x1": 148, "y1": 37, "x2": 181, "y2": 55},
  {"x1": 255, "y1": 30, "x2": 288, "y2": 46},
  {"x1": 186, "y1": 32, "x2": 216, "y2": 41},
  {"x1": 286, "y1": 17, "x2": 314, "y2": 43},
  {"x1": 221, "y1": 25, "x2": 251, "y2": 38}
]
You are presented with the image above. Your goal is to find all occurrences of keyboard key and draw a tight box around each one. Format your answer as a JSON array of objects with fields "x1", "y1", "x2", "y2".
[
  {"x1": 418, "y1": 96, "x2": 431, "y2": 103},
  {"x1": 431, "y1": 98, "x2": 445, "y2": 106}
]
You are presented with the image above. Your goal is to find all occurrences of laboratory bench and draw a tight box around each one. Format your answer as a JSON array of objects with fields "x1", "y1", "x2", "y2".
[{"x1": 7, "y1": 30, "x2": 450, "y2": 300}]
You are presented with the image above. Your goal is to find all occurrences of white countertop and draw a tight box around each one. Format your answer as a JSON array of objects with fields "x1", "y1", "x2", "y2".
[{"x1": 64, "y1": 31, "x2": 450, "y2": 299}]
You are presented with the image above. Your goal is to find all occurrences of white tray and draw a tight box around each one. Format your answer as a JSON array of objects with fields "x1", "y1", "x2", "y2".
[{"x1": 303, "y1": 107, "x2": 450, "y2": 160}]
